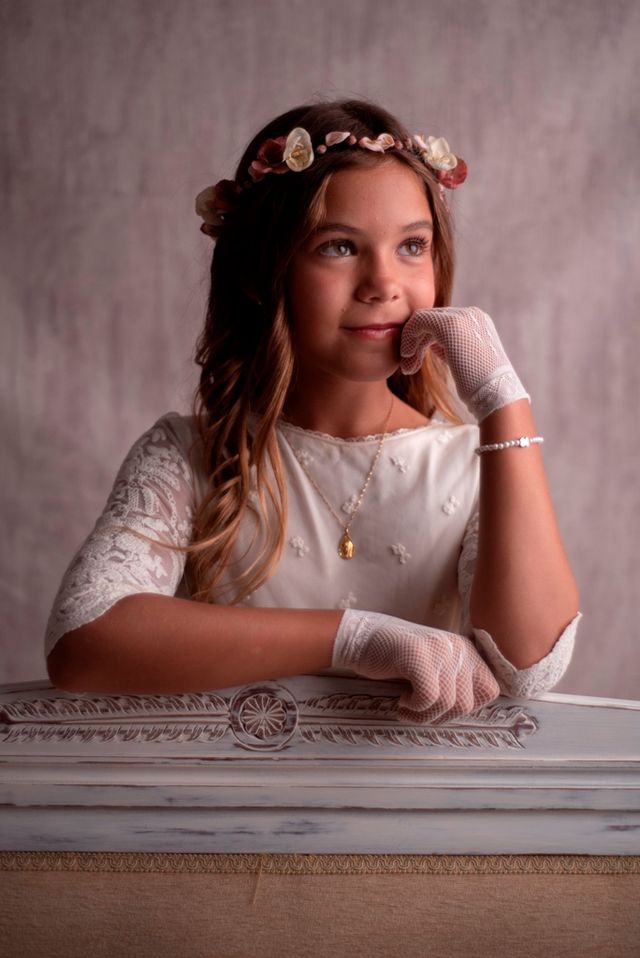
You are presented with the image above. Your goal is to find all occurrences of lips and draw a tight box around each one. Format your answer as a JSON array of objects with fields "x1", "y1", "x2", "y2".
[
  {"x1": 342, "y1": 322, "x2": 404, "y2": 340},
  {"x1": 343, "y1": 322, "x2": 404, "y2": 331}
]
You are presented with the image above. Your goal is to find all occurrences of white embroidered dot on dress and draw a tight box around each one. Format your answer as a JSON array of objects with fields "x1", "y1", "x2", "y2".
[
  {"x1": 293, "y1": 448, "x2": 314, "y2": 467},
  {"x1": 442, "y1": 495, "x2": 460, "y2": 516},
  {"x1": 341, "y1": 494, "x2": 359, "y2": 516},
  {"x1": 289, "y1": 536, "x2": 310, "y2": 558},
  {"x1": 389, "y1": 455, "x2": 410, "y2": 474},
  {"x1": 390, "y1": 543, "x2": 411, "y2": 565}
]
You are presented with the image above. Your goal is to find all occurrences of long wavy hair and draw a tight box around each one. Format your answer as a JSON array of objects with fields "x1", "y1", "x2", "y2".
[{"x1": 144, "y1": 99, "x2": 462, "y2": 604}]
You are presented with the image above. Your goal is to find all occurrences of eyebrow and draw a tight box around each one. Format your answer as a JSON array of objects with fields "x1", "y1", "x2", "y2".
[{"x1": 314, "y1": 220, "x2": 433, "y2": 235}]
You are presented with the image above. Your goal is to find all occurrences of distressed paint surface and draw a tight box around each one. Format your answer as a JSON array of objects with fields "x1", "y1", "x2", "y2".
[{"x1": 0, "y1": 679, "x2": 638, "y2": 854}]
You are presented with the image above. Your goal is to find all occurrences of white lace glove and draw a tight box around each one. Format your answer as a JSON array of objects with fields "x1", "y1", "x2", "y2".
[
  {"x1": 333, "y1": 609, "x2": 500, "y2": 723},
  {"x1": 400, "y1": 306, "x2": 530, "y2": 422}
]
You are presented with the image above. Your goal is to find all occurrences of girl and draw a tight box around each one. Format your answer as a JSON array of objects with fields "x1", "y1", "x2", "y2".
[{"x1": 45, "y1": 99, "x2": 581, "y2": 723}]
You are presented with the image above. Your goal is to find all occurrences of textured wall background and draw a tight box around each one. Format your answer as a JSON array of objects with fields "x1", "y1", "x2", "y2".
[{"x1": 1, "y1": 0, "x2": 638, "y2": 696}]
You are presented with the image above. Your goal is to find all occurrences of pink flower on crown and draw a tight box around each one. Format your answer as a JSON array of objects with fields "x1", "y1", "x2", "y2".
[
  {"x1": 359, "y1": 133, "x2": 395, "y2": 153},
  {"x1": 325, "y1": 131, "x2": 351, "y2": 146}
]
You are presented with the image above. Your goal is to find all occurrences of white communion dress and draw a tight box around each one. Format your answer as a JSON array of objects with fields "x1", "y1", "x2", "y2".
[{"x1": 44, "y1": 411, "x2": 580, "y2": 696}]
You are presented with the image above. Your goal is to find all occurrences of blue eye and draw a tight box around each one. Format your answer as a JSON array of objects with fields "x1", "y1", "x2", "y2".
[
  {"x1": 319, "y1": 239, "x2": 354, "y2": 257},
  {"x1": 399, "y1": 237, "x2": 430, "y2": 256}
]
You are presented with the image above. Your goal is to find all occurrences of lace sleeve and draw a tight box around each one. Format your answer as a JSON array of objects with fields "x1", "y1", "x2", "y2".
[
  {"x1": 44, "y1": 414, "x2": 196, "y2": 657},
  {"x1": 457, "y1": 510, "x2": 581, "y2": 696}
]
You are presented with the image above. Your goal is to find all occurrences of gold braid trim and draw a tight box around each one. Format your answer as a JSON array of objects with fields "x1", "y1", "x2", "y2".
[{"x1": 1, "y1": 852, "x2": 639, "y2": 875}]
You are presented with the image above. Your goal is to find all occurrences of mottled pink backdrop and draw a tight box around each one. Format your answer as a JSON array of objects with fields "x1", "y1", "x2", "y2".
[{"x1": 1, "y1": 0, "x2": 638, "y2": 696}]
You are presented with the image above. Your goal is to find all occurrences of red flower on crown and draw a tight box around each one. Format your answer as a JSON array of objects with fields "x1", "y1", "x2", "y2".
[
  {"x1": 249, "y1": 136, "x2": 289, "y2": 181},
  {"x1": 437, "y1": 158, "x2": 468, "y2": 189}
]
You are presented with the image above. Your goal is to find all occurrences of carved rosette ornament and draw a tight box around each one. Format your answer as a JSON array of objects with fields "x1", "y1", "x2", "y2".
[
  {"x1": 229, "y1": 684, "x2": 299, "y2": 750},
  {"x1": 0, "y1": 683, "x2": 539, "y2": 752}
]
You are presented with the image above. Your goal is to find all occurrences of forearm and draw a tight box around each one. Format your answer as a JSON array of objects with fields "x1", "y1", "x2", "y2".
[
  {"x1": 47, "y1": 594, "x2": 341, "y2": 694},
  {"x1": 470, "y1": 399, "x2": 580, "y2": 668}
]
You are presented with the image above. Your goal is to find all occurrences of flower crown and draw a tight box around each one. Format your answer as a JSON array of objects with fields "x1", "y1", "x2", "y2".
[{"x1": 195, "y1": 127, "x2": 467, "y2": 238}]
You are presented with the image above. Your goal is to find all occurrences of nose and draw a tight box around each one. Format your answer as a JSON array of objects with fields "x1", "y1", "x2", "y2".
[{"x1": 355, "y1": 251, "x2": 401, "y2": 305}]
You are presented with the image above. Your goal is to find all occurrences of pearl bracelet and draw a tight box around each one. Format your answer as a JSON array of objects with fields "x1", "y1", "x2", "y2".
[{"x1": 475, "y1": 435, "x2": 544, "y2": 455}]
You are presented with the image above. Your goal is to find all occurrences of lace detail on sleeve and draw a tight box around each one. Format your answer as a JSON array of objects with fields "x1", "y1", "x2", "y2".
[
  {"x1": 457, "y1": 510, "x2": 581, "y2": 696},
  {"x1": 44, "y1": 415, "x2": 195, "y2": 657},
  {"x1": 471, "y1": 615, "x2": 581, "y2": 698}
]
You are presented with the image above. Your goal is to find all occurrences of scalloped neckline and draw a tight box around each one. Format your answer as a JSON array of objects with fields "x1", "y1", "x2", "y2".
[{"x1": 274, "y1": 414, "x2": 446, "y2": 444}]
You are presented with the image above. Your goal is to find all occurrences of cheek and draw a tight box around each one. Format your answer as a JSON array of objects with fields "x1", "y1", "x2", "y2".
[
  {"x1": 408, "y1": 263, "x2": 436, "y2": 307},
  {"x1": 289, "y1": 264, "x2": 327, "y2": 305},
  {"x1": 426, "y1": 272, "x2": 436, "y2": 303},
  {"x1": 425, "y1": 259, "x2": 437, "y2": 302}
]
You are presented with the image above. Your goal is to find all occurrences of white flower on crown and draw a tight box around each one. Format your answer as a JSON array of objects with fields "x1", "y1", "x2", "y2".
[
  {"x1": 413, "y1": 135, "x2": 458, "y2": 171},
  {"x1": 284, "y1": 128, "x2": 314, "y2": 172}
]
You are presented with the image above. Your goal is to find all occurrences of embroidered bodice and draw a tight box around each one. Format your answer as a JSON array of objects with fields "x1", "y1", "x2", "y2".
[{"x1": 45, "y1": 411, "x2": 579, "y2": 695}]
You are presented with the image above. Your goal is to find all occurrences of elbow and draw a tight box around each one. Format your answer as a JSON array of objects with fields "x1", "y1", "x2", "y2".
[
  {"x1": 473, "y1": 611, "x2": 581, "y2": 700},
  {"x1": 45, "y1": 597, "x2": 135, "y2": 692},
  {"x1": 46, "y1": 630, "x2": 99, "y2": 692}
]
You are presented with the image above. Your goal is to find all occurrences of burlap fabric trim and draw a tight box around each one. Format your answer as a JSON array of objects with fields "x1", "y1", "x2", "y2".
[{"x1": 1, "y1": 853, "x2": 638, "y2": 875}]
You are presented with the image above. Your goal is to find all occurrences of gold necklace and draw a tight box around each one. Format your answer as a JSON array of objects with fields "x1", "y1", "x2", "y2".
[{"x1": 281, "y1": 396, "x2": 395, "y2": 560}]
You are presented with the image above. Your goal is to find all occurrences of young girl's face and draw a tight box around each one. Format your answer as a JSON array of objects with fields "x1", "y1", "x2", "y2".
[{"x1": 286, "y1": 159, "x2": 436, "y2": 385}]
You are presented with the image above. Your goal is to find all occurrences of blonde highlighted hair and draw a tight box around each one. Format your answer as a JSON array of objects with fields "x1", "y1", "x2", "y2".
[{"x1": 133, "y1": 98, "x2": 463, "y2": 604}]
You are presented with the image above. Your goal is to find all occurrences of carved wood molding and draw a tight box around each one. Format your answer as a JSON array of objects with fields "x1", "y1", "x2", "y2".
[
  {"x1": 0, "y1": 681, "x2": 538, "y2": 751},
  {"x1": 1, "y1": 683, "x2": 639, "y2": 855}
]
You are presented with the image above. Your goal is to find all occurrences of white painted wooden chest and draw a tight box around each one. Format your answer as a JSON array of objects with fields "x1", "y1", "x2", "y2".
[{"x1": 1, "y1": 677, "x2": 639, "y2": 855}]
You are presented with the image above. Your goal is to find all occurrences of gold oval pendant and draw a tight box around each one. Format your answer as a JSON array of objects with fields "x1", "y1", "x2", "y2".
[{"x1": 338, "y1": 531, "x2": 355, "y2": 560}]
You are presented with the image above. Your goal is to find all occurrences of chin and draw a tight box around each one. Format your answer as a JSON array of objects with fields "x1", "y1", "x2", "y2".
[{"x1": 346, "y1": 360, "x2": 402, "y2": 383}]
